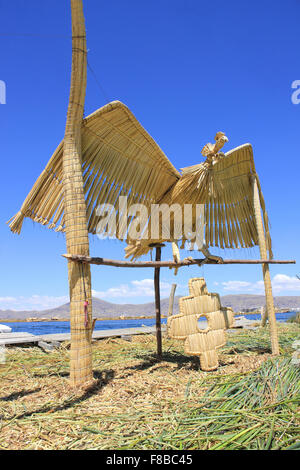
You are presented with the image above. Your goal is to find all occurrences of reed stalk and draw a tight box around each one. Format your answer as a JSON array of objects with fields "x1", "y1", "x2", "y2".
[{"x1": 63, "y1": 0, "x2": 93, "y2": 387}]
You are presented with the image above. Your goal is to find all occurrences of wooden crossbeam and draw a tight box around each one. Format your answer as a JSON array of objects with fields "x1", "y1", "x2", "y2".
[{"x1": 62, "y1": 254, "x2": 296, "y2": 268}]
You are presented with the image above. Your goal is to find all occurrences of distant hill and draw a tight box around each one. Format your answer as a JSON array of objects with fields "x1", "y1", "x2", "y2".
[
  {"x1": 221, "y1": 295, "x2": 300, "y2": 311},
  {"x1": 1, "y1": 297, "x2": 166, "y2": 320},
  {"x1": 0, "y1": 295, "x2": 300, "y2": 320}
]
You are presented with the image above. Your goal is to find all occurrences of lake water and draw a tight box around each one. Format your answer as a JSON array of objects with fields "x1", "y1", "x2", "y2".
[{"x1": 0, "y1": 312, "x2": 296, "y2": 335}]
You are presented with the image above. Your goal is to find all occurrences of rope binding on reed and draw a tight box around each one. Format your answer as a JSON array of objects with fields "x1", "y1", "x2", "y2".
[{"x1": 79, "y1": 261, "x2": 89, "y2": 328}]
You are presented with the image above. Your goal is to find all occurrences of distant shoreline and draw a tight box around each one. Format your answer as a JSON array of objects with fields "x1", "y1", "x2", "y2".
[
  {"x1": 0, "y1": 310, "x2": 294, "y2": 323},
  {"x1": 0, "y1": 316, "x2": 167, "y2": 323},
  {"x1": 1, "y1": 295, "x2": 299, "y2": 322}
]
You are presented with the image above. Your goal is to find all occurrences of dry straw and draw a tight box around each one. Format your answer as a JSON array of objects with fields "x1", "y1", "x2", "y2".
[
  {"x1": 8, "y1": 101, "x2": 179, "y2": 238},
  {"x1": 0, "y1": 324, "x2": 298, "y2": 450}
]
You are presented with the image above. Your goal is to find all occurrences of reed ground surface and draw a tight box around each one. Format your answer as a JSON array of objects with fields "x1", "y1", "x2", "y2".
[{"x1": 0, "y1": 323, "x2": 299, "y2": 450}]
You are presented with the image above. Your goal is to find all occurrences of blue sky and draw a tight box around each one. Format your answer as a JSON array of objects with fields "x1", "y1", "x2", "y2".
[{"x1": 1, "y1": 0, "x2": 300, "y2": 311}]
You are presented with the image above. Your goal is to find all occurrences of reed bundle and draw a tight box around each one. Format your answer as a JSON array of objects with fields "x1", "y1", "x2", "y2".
[{"x1": 162, "y1": 356, "x2": 300, "y2": 450}]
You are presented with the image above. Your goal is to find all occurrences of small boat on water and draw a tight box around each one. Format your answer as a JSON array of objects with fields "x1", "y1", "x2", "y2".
[{"x1": 0, "y1": 324, "x2": 12, "y2": 333}]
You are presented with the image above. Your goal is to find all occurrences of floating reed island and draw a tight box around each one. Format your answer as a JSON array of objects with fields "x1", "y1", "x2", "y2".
[
  {"x1": 0, "y1": 323, "x2": 299, "y2": 450},
  {"x1": 7, "y1": 0, "x2": 295, "y2": 386}
]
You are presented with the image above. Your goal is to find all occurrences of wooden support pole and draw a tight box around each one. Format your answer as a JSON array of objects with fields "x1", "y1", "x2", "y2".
[
  {"x1": 261, "y1": 304, "x2": 268, "y2": 327},
  {"x1": 167, "y1": 283, "x2": 177, "y2": 338},
  {"x1": 63, "y1": 254, "x2": 295, "y2": 268},
  {"x1": 168, "y1": 284, "x2": 177, "y2": 317},
  {"x1": 154, "y1": 246, "x2": 162, "y2": 358},
  {"x1": 63, "y1": 0, "x2": 93, "y2": 387},
  {"x1": 252, "y1": 175, "x2": 279, "y2": 355}
]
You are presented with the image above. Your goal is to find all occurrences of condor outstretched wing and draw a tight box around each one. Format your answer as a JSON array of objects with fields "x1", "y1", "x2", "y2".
[
  {"x1": 8, "y1": 101, "x2": 180, "y2": 235},
  {"x1": 173, "y1": 144, "x2": 272, "y2": 254}
]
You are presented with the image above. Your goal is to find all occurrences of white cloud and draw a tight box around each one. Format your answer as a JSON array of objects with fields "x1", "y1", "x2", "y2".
[
  {"x1": 222, "y1": 274, "x2": 300, "y2": 295},
  {"x1": 272, "y1": 274, "x2": 300, "y2": 294},
  {"x1": 92, "y1": 278, "x2": 174, "y2": 301},
  {"x1": 222, "y1": 280, "x2": 259, "y2": 292},
  {"x1": 0, "y1": 278, "x2": 178, "y2": 311},
  {"x1": 0, "y1": 295, "x2": 69, "y2": 312},
  {"x1": 2, "y1": 274, "x2": 299, "y2": 311},
  {"x1": 0, "y1": 296, "x2": 17, "y2": 303}
]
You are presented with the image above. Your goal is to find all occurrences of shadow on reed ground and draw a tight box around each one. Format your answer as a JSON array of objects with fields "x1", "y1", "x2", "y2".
[
  {"x1": 125, "y1": 351, "x2": 200, "y2": 373},
  {"x1": 0, "y1": 387, "x2": 41, "y2": 402},
  {"x1": 7, "y1": 369, "x2": 114, "y2": 421}
]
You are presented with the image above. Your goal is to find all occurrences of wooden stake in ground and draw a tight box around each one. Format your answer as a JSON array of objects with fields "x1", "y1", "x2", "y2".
[
  {"x1": 261, "y1": 305, "x2": 268, "y2": 327},
  {"x1": 154, "y1": 245, "x2": 163, "y2": 358},
  {"x1": 252, "y1": 175, "x2": 279, "y2": 355},
  {"x1": 168, "y1": 284, "x2": 177, "y2": 317},
  {"x1": 63, "y1": 0, "x2": 93, "y2": 386}
]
